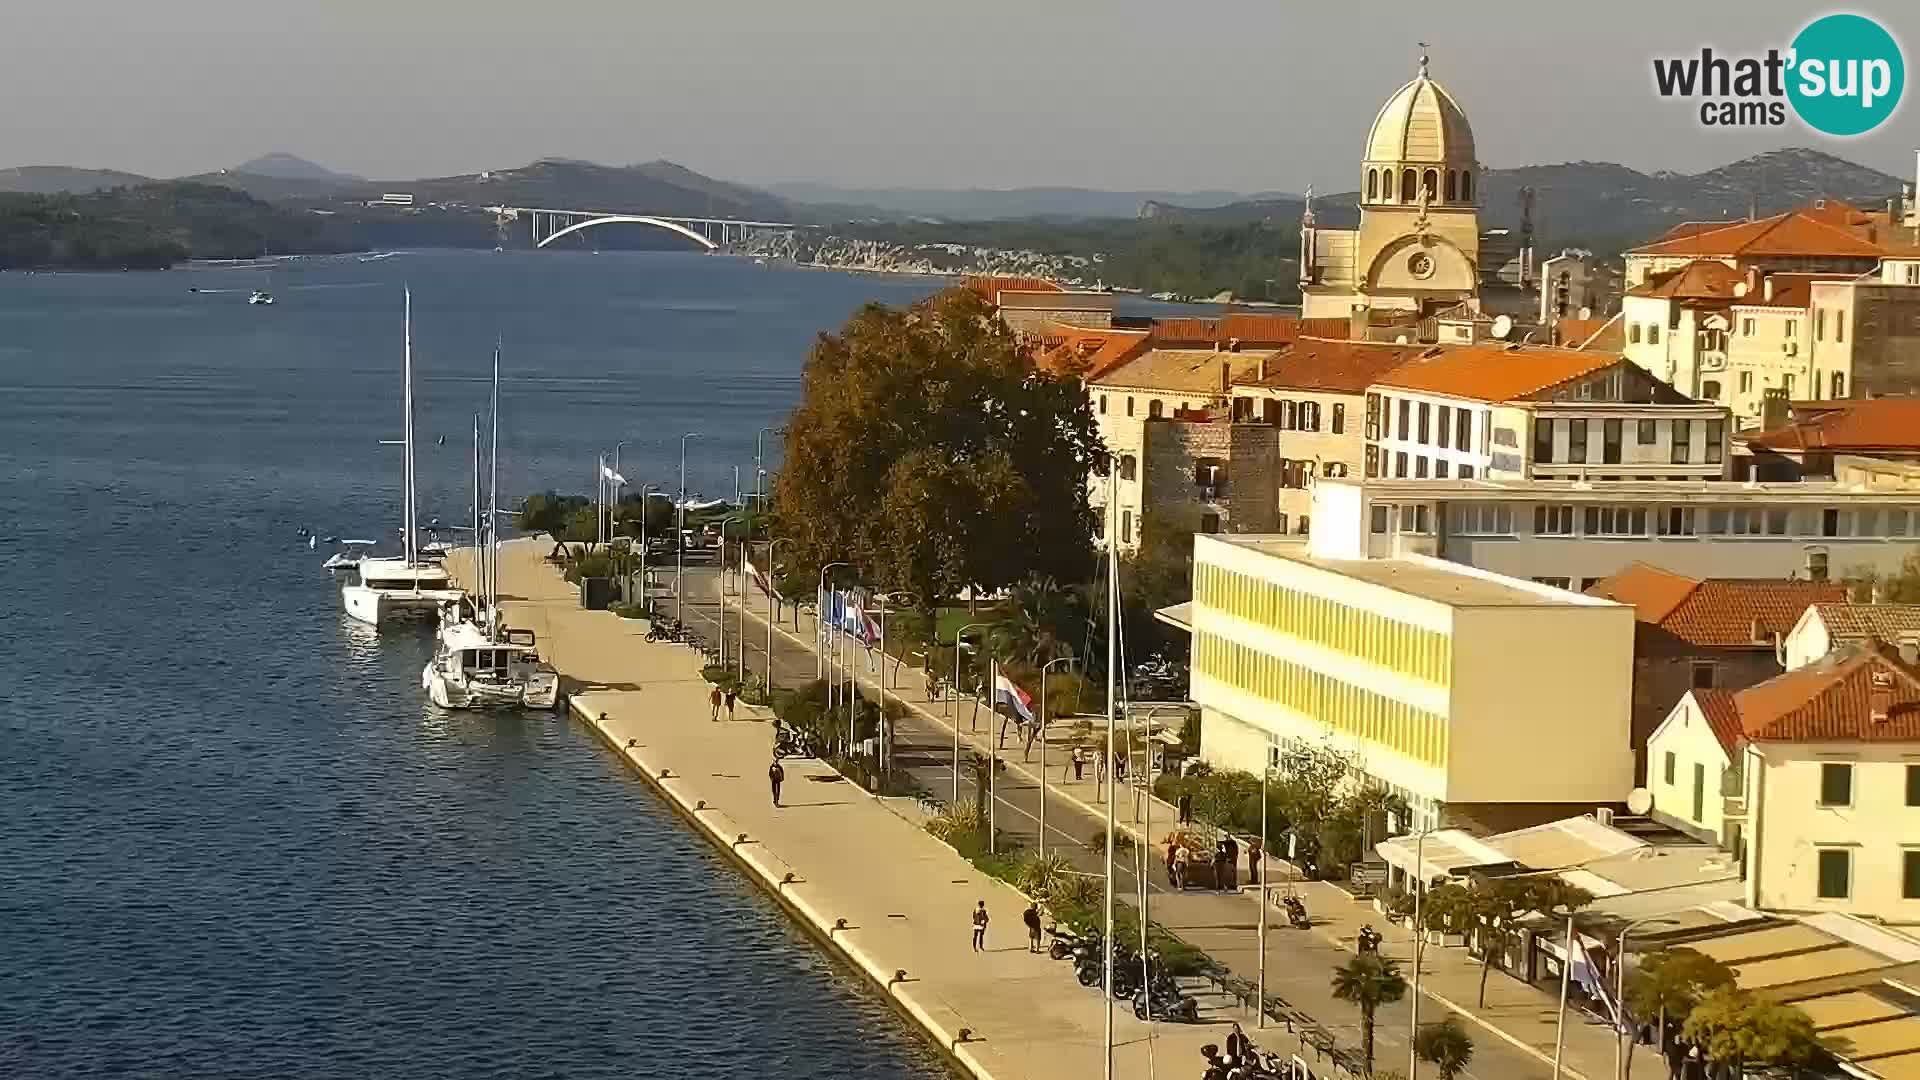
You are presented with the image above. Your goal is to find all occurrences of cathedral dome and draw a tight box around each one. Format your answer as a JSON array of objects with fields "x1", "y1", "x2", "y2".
[{"x1": 1364, "y1": 61, "x2": 1475, "y2": 167}]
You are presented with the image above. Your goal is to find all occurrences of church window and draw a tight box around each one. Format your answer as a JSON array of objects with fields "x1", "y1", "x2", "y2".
[
  {"x1": 1367, "y1": 170, "x2": 1378, "y2": 201},
  {"x1": 1461, "y1": 171, "x2": 1473, "y2": 201},
  {"x1": 1383, "y1": 169, "x2": 1394, "y2": 201},
  {"x1": 1444, "y1": 171, "x2": 1457, "y2": 202},
  {"x1": 1423, "y1": 170, "x2": 1439, "y2": 201},
  {"x1": 1401, "y1": 169, "x2": 1416, "y2": 204}
]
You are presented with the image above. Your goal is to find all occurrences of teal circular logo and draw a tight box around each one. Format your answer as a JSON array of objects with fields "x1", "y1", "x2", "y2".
[{"x1": 1788, "y1": 14, "x2": 1904, "y2": 136}]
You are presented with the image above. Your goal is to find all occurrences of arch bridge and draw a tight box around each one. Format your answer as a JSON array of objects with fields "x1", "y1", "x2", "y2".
[{"x1": 487, "y1": 205, "x2": 807, "y2": 252}]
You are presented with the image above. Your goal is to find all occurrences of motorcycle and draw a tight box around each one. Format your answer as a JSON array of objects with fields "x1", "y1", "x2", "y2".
[
  {"x1": 1131, "y1": 983, "x2": 1198, "y2": 1022},
  {"x1": 1045, "y1": 925, "x2": 1087, "y2": 961},
  {"x1": 1357, "y1": 924, "x2": 1383, "y2": 953},
  {"x1": 1282, "y1": 895, "x2": 1311, "y2": 929}
]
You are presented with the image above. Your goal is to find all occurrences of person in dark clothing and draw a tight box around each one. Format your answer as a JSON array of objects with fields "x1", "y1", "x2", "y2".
[
  {"x1": 724, "y1": 688, "x2": 737, "y2": 720},
  {"x1": 1219, "y1": 836, "x2": 1240, "y2": 891},
  {"x1": 709, "y1": 686, "x2": 722, "y2": 721},
  {"x1": 971, "y1": 901, "x2": 989, "y2": 952},
  {"x1": 1178, "y1": 791, "x2": 1193, "y2": 824},
  {"x1": 1247, "y1": 838, "x2": 1263, "y2": 886},
  {"x1": 1071, "y1": 745, "x2": 1087, "y2": 780},
  {"x1": 1022, "y1": 904, "x2": 1041, "y2": 953},
  {"x1": 768, "y1": 759, "x2": 785, "y2": 807}
]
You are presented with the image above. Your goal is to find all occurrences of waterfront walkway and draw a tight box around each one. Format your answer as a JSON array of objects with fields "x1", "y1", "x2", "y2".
[
  {"x1": 463, "y1": 542, "x2": 1239, "y2": 1080},
  {"x1": 709, "y1": 576, "x2": 1632, "y2": 1080}
]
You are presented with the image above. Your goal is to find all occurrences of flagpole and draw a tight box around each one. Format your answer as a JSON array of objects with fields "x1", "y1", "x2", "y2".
[
  {"x1": 1552, "y1": 912, "x2": 1575, "y2": 1080},
  {"x1": 1103, "y1": 458, "x2": 1118, "y2": 1080},
  {"x1": 988, "y1": 658, "x2": 998, "y2": 855}
]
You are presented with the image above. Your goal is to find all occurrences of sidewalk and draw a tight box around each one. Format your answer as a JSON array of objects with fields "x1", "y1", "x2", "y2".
[
  {"x1": 469, "y1": 542, "x2": 1241, "y2": 1080},
  {"x1": 729, "y1": 581, "x2": 1631, "y2": 1080}
]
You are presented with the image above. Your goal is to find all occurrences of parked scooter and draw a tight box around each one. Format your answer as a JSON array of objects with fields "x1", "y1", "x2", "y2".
[
  {"x1": 1045, "y1": 925, "x2": 1088, "y2": 961},
  {"x1": 1132, "y1": 983, "x2": 1199, "y2": 1022},
  {"x1": 1282, "y1": 894, "x2": 1311, "y2": 929}
]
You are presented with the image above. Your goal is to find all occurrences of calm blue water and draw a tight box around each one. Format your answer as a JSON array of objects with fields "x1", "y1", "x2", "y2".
[{"x1": 0, "y1": 251, "x2": 950, "y2": 1080}]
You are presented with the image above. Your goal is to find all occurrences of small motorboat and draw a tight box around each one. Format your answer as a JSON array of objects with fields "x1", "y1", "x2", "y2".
[
  {"x1": 323, "y1": 540, "x2": 379, "y2": 572},
  {"x1": 248, "y1": 290, "x2": 275, "y2": 306}
]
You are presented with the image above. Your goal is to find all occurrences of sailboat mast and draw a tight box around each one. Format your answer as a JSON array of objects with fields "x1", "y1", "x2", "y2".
[
  {"x1": 472, "y1": 412, "x2": 482, "y2": 609},
  {"x1": 487, "y1": 342, "x2": 501, "y2": 638},
  {"x1": 1103, "y1": 457, "x2": 1117, "y2": 1080},
  {"x1": 402, "y1": 289, "x2": 418, "y2": 566}
]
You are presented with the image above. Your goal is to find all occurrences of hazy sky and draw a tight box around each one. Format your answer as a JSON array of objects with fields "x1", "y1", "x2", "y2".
[{"x1": 7, "y1": 0, "x2": 1917, "y2": 192}]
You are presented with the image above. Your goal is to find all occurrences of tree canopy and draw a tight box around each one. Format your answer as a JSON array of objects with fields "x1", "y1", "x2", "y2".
[
  {"x1": 1681, "y1": 989, "x2": 1822, "y2": 1073},
  {"x1": 771, "y1": 288, "x2": 1103, "y2": 610},
  {"x1": 1331, "y1": 952, "x2": 1408, "y2": 1078}
]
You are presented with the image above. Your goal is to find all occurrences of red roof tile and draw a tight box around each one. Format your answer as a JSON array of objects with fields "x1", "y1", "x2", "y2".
[
  {"x1": 1232, "y1": 338, "x2": 1424, "y2": 394},
  {"x1": 1627, "y1": 260, "x2": 1747, "y2": 301},
  {"x1": 964, "y1": 275, "x2": 1063, "y2": 303},
  {"x1": 1552, "y1": 317, "x2": 1612, "y2": 348},
  {"x1": 1028, "y1": 321, "x2": 1150, "y2": 380},
  {"x1": 1587, "y1": 563, "x2": 1847, "y2": 648},
  {"x1": 1740, "y1": 399, "x2": 1920, "y2": 454},
  {"x1": 1628, "y1": 209, "x2": 1887, "y2": 259},
  {"x1": 1149, "y1": 315, "x2": 1348, "y2": 348},
  {"x1": 1734, "y1": 641, "x2": 1920, "y2": 742},
  {"x1": 1733, "y1": 272, "x2": 1859, "y2": 309},
  {"x1": 1372, "y1": 343, "x2": 1622, "y2": 403},
  {"x1": 1691, "y1": 689, "x2": 1746, "y2": 757}
]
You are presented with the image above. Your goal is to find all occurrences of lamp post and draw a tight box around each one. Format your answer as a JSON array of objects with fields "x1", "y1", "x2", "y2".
[
  {"x1": 1551, "y1": 904, "x2": 1584, "y2": 1080},
  {"x1": 755, "y1": 426, "x2": 784, "y2": 507},
  {"x1": 1615, "y1": 916, "x2": 1680, "y2": 1080},
  {"x1": 677, "y1": 432, "x2": 702, "y2": 625},
  {"x1": 764, "y1": 538, "x2": 791, "y2": 692},
  {"x1": 951, "y1": 622, "x2": 991, "y2": 806},
  {"x1": 818, "y1": 562, "x2": 850, "y2": 684},
  {"x1": 636, "y1": 483, "x2": 660, "y2": 609},
  {"x1": 1260, "y1": 753, "x2": 1273, "y2": 1028},
  {"x1": 613, "y1": 439, "x2": 628, "y2": 536},
  {"x1": 715, "y1": 514, "x2": 740, "y2": 668},
  {"x1": 1408, "y1": 826, "x2": 1429, "y2": 1076},
  {"x1": 1038, "y1": 656, "x2": 1075, "y2": 861}
]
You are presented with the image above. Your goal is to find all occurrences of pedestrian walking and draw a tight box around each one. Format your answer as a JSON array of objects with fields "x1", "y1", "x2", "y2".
[
  {"x1": 1112, "y1": 749, "x2": 1127, "y2": 782},
  {"x1": 1165, "y1": 838, "x2": 1179, "y2": 887},
  {"x1": 709, "y1": 685, "x2": 722, "y2": 722},
  {"x1": 1022, "y1": 903, "x2": 1041, "y2": 953},
  {"x1": 1178, "y1": 791, "x2": 1193, "y2": 825},
  {"x1": 1070, "y1": 745, "x2": 1087, "y2": 781},
  {"x1": 1173, "y1": 844, "x2": 1191, "y2": 890},
  {"x1": 724, "y1": 687, "x2": 737, "y2": 721},
  {"x1": 1247, "y1": 838, "x2": 1263, "y2": 886},
  {"x1": 971, "y1": 901, "x2": 989, "y2": 952},
  {"x1": 1221, "y1": 835, "x2": 1240, "y2": 891},
  {"x1": 768, "y1": 759, "x2": 785, "y2": 807}
]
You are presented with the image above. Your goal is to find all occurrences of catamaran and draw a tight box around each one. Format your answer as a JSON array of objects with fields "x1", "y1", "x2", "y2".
[
  {"x1": 341, "y1": 290, "x2": 464, "y2": 624},
  {"x1": 421, "y1": 347, "x2": 558, "y2": 709}
]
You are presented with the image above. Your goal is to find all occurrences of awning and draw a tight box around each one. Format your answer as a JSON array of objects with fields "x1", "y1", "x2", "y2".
[
  {"x1": 1374, "y1": 829, "x2": 1512, "y2": 882},
  {"x1": 1154, "y1": 602, "x2": 1193, "y2": 632}
]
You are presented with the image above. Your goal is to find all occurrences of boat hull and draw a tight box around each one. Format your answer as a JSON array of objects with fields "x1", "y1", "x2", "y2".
[
  {"x1": 341, "y1": 585, "x2": 460, "y2": 626},
  {"x1": 426, "y1": 667, "x2": 559, "y2": 710}
]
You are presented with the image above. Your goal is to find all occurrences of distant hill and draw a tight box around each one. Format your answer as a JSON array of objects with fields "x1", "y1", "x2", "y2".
[
  {"x1": 0, "y1": 181, "x2": 359, "y2": 269},
  {"x1": 397, "y1": 158, "x2": 793, "y2": 220},
  {"x1": 768, "y1": 182, "x2": 1275, "y2": 222},
  {"x1": 0, "y1": 165, "x2": 153, "y2": 194},
  {"x1": 180, "y1": 169, "x2": 377, "y2": 203},
  {"x1": 230, "y1": 153, "x2": 363, "y2": 184},
  {"x1": 1137, "y1": 148, "x2": 1905, "y2": 254}
]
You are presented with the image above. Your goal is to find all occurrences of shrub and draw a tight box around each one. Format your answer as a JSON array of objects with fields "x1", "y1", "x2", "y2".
[{"x1": 700, "y1": 665, "x2": 739, "y2": 690}]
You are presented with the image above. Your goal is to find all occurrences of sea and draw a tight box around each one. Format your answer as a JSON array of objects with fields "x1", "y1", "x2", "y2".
[{"x1": 0, "y1": 251, "x2": 955, "y2": 1080}]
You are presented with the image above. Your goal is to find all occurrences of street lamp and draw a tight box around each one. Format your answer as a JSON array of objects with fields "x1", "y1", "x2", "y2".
[
  {"x1": 755, "y1": 426, "x2": 785, "y2": 506},
  {"x1": 636, "y1": 483, "x2": 661, "y2": 609},
  {"x1": 764, "y1": 538, "x2": 791, "y2": 692},
  {"x1": 951, "y1": 622, "x2": 992, "y2": 806},
  {"x1": 715, "y1": 514, "x2": 741, "y2": 668},
  {"x1": 1408, "y1": 826, "x2": 1430, "y2": 1072},
  {"x1": 1038, "y1": 656, "x2": 1076, "y2": 861},
  {"x1": 677, "y1": 432, "x2": 703, "y2": 625},
  {"x1": 1615, "y1": 916, "x2": 1680, "y2": 1080}
]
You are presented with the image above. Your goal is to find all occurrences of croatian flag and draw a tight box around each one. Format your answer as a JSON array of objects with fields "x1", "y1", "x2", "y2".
[
  {"x1": 994, "y1": 672, "x2": 1036, "y2": 726},
  {"x1": 841, "y1": 594, "x2": 879, "y2": 647},
  {"x1": 745, "y1": 558, "x2": 777, "y2": 601}
]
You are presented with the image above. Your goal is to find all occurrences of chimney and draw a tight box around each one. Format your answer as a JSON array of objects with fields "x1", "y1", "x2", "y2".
[
  {"x1": 1806, "y1": 547, "x2": 1830, "y2": 582},
  {"x1": 1900, "y1": 637, "x2": 1920, "y2": 666},
  {"x1": 1871, "y1": 667, "x2": 1894, "y2": 724},
  {"x1": 1745, "y1": 265, "x2": 1761, "y2": 298},
  {"x1": 1228, "y1": 337, "x2": 1243, "y2": 353},
  {"x1": 1763, "y1": 274, "x2": 1775, "y2": 303},
  {"x1": 1256, "y1": 356, "x2": 1268, "y2": 381}
]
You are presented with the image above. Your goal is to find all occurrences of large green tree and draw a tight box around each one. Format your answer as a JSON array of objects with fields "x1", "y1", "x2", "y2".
[
  {"x1": 1681, "y1": 989, "x2": 1822, "y2": 1078},
  {"x1": 772, "y1": 288, "x2": 1103, "y2": 615},
  {"x1": 1331, "y1": 952, "x2": 1408, "y2": 1077},
  {"x1": 1625, "y1": 947, "x2": 1735, "y2": 1079}
]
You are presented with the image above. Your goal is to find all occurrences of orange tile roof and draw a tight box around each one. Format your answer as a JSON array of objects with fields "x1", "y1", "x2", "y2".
[
  {"x1": 1371, "y1": 343, "x2": 1621, "y2": 403},
  {"x1": 1148, "y1": 314, "x2": 1349, "y2": 348},
  {"x1": 1627, "y1": 260, "x2": 1746, "y2": 300},
  {"x1": 1587, "y1": 562, "x2": 1847, "y2": 648},
  {"x1": 1734, "y1": 641, "x2": 1920, "y2": 742},
  {"x1": 1552, "y1": 317, "x2": 1611, "y2": 348},
  {"x1": 1740, "y1": 399, "x2": 1920, "y2": 454},
  {"x1": 964, "y1": 275, "x2": 1063, "y2": 303},
  {"x1": 1233, "y1": 338, "x2": 1424, "y2": 394},
  {"x1": 1691, "y1": 689, "x2": 1746, "y2": 758},
  {"x1": 1029, "y1": 322, "x2": 1150, "y2": 380},
  {"x1": 1628, "y1": 209, "x2": 1887, "y2": 259},
  {"x1": 1733, "y1": 272, "x2": 1860, "y2": 309}
]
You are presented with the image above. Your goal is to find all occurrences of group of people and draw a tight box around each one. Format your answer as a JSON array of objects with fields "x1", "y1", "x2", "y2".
[
  {"x1": 966, "y1": 900, "x2": 1046, "y2": 954},
  {"x1": 708, "y1": 685, "x2": 737, "y2": 722},
  {"x1": 1066, "y1": 744, "x2": 1129, "y2": 783},
  {"x1": 1166, "y1": 834, "x2": 1264, "y2": 891}
]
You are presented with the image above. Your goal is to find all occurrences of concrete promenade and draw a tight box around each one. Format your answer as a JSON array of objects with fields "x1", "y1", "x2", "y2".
[
  {"x1": 719, "y1": 577, "x2": 1631, "y2": 1080},
  {"x1": 463, "y1": 540, "x2": 1239, "y2": 1080}
]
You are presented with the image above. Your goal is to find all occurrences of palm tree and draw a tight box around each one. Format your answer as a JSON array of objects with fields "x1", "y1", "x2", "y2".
[
  {"x1": 1414, "y1": 1017, "x2": 1475, "y2": 1080},
  {"x1": 996, "y1": 574, "x2": 1075, "y2": 665},
  {"x1": 1331, "y1": 952, "x2": 1408, "y2": 1076}
]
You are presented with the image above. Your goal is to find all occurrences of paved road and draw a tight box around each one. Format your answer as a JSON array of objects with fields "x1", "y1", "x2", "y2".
[{"x1": 660, "y1": 568, "x2": 1574, "y2": 1080}]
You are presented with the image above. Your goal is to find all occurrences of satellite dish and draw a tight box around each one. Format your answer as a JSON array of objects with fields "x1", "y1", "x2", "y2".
[
  {"x1": 1626, "y1": 787, "x2": 1654, "y2": 815},
  {"x1": 1394, "y1": 334, "x2": 1411, "y2": 344},
  {"x1": 1578, "y1": 306, "x2": 1593, "y2": 320},
  {"x1": 1733, "y1": 281, "x2": 1749, "y2": 298},
  {"x1": 1491, "y1": 314, "x2": 1513, "y2": 340}
]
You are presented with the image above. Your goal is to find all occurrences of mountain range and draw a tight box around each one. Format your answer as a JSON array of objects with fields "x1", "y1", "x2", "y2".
[{"x1": 1, "y1": 147, "x2": 1909, "y2": 257}]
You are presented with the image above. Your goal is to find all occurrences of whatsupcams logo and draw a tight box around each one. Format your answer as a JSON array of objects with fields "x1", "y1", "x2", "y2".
[{"x1": 1652, "y1": 13, "x2": 1904, "y2": 135}]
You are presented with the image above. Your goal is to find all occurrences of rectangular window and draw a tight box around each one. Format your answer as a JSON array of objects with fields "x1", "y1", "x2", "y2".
[
  {"x1": 1816, "y1": 309, "x2": 1826, "y2": 340},
  {"x1": 1457, "y1": 409, "x2": 1472, "y2": 451},
  {"x1": 1275, "y1": 512, "x2": 1288, "y2": 534},
  {"x1": 1568, "y1": 418, "x2": 1588, "y2": 463},
  {"x1": 1457, "y1": 464, "x2": 1473, "y2": 479},
  {"x1": 1650, "y1": 324, "x2": 1662, "y2": 344},
  {"x1": 1692, "y1": 662, "x2": 1718, "y2": 689},
  {"x1": 1100, "y1": 395, "x2": 1108, "y2": 414},
  {"x1": 1786, "y1": 318, "x2": 1799, "y2": 338},
  {"x1": 1817, "y1": 848, "x2": 1852, "y2": 899},
  {"x1": 1534, "y1": 418, "x2": 1556, "y2": 464},
  {"x1": 1907, "y1": 764, "x2": 1920, "y2": 806},
  {"x1": 1583, "y1": 506, "x2": 1648, "y2": 536},
  {"x1": 1838, "y1": 310, "x2": 1847, "y2": 342},
  {"x1": 1742, "y1": 317, "x2": 1755, "y2": 336},
  {"x1": 1397, "y1": 399, "x2": 1410, "y2": 440},
  {"x1": 1819, "y1": 762, "x2": 1853, "y2": 807},
  {"x1": 1200, "y1": 513, "x2": 1220, "y2": 534},
  {"x1": 1603, "y1": 419, "x2": 1623, "y2": 464},
  {"x1": 1418, "y1": 402, "x2": 1431, "y2": 444},
  {"x1": 1415, "y1": 456, "x2": 1429, "y2": 478},
  {"x1": 1370, "y1": 505, "x2": 1390, "y2": 534},
  {"x1": 1395, "y1": 452, "x2": 1408, "y2": 478},
  {"x1": 1906, "y1": 851, "x2": 1920, "y2": 900},
  {"x1": 1671, "y1": 419, "x2": 1692, "y2": 464},
  {"x1": 1121, "y1": 510, "x2": 1133, "y2": 545},
  {"x1": 1692, "y1": 762, "x2": 1706, "y2": 821},
  {"x1": 1437, "y1": 405, "x2": 1452, "y2": 449},
  {"x1": 1630, "y1": 323, "x2": 1642, "y2": 344},
  {"x1": 1705, "y1": 420, "x2": 1724, "y2": 465},
  {"x1": 1831, "y1": 373, "x2": 1845, "y2": 399},
  {"x1": 1637, "y1": 418, "x2": 1656, "y2": 444},
  {"x1": 1534, "y1": 504, "x2": 1575, "y2": 536},
  {"x1": 1664, "y1": 751, "x2": 1676, "y2": 785},
  {"x1": 1660, "y1": 507, "x2": 1696, "y2": 536},
  {"x1": 1332, "y1": 403, "x2": 1346, "y2": 434},
  {"x1": 1126, "y1": 397, "x2": 1135, "y2": 417},
  {"x1": 1824, "y1": 508, "x2": 1841, "y2": 537},
  {"x1": 1435, "y1": 460, "x2": 1449, "y2": 479},
  {"x1": 1784, "y1": 374, "x2": 1796, "y2": 395},
  {"x1": 1739, "y1": 371, "x2": 1753, "y2": 393}
]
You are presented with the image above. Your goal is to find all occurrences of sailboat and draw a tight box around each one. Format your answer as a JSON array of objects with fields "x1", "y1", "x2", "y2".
[
  {"x1": 341, "y1": 290, "x2": 464, "y2": 624},
  {"x1": 422, "y1": 346, "x2": 559, "y2": 709}
]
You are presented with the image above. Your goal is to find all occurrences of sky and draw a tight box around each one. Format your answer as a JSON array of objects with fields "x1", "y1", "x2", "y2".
[{"x1": 6, "y1": 0, "x2": 1918, "y2": 194}]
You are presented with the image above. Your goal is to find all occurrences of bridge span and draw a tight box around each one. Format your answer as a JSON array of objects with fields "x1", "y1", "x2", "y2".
[{"x1": 486, "y1": 205, "x2": 809, "y2": 252}]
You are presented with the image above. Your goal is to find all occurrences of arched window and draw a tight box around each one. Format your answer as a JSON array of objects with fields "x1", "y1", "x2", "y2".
[
  {"x1": 1382, "y1": 169, "x2": 1394, "y2": 201},
  {"x1": 1366, "y1": 169, "x2": 1378, "y2": 201},
  {"x1": 1461, "y1": 170, "x2": 1473, "y2": 202},
  {"x1": 1444, "y1": 171, "x2": 1457, "y2": 202},
  {"x1": 1423, "y1": 169, "x2": 1439, "y2": 201},
  {"x1": 1401, "y1": 169, "x2": 1417, "y2": 203},
  {"x1": 1148, "y1": 399, "x2": 1164, "y2": 419}
]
